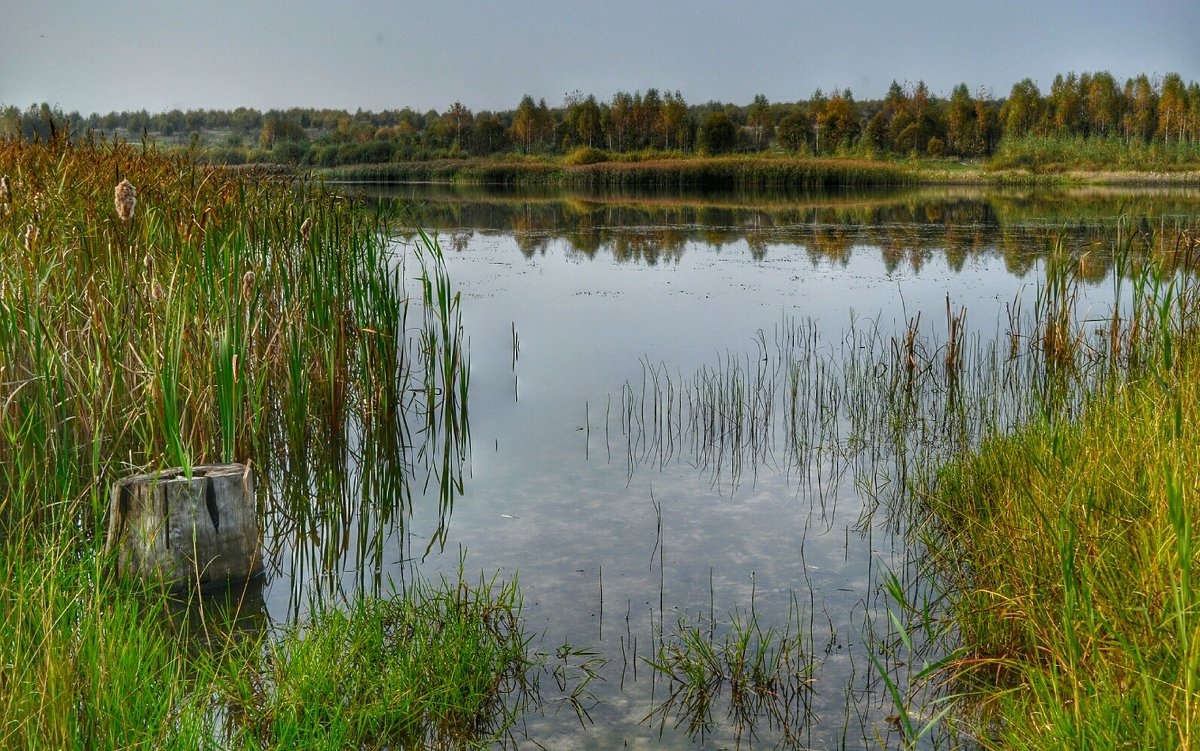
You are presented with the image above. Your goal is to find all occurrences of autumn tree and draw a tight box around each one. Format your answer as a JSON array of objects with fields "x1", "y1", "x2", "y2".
[
  {"x1": 863, "y1": 110, "x2": 888, "y2": 153},
  {"x1": 1085, "y1": 71, "x2": 1121, "y2": 136},
  {"x1": 1049, "y1": 73, "x2": 1084, "y2": 134},
  {"x1": 818, "y1": 89, "x2": 860, "y2": 152},
  {"x1": 1001, "y1": 78, "x2": 1044, "y2": 137},
  {"x1": 658, "y1": 90, "x2": 691, "y2": 150},
  {"x1": 1124, "y1": 74, "x2": 1157, "y2": 142},
  {"x1": 879, "y1": 81, "x2": 909, "y2": 152},
  {"x1": 1158, "y1": 73, "x2": 1188, "y2": 143},
  {"x1": 891, "y1": 81, "x2": 936, "y2": 154},
  {"x1": 563, "y1": 92, "x2": 602, "y2": 148},
  {"x1": 511, "y1": 95, "x2": 552, "y2": 151},
  {"x1": 974, "y1": 87, "x2": 999, "y2": 155}
]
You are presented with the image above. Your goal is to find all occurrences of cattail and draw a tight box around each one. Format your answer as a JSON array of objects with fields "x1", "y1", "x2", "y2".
[
  {"x1": 24, "y1": 224, "x2": 38, "y2": 252},
  {"x1": 0, "y1": 175, "x2": 10, "y2": 204},
  {"x1": 300, "y1": 217, "x2": 312, "y2": 243},
  {"x1": 114, "y1": 178, "x2": 136, "y2": 221},
  {"x1": 240, "y1": 270, "x2": 256, "y2": 305}
]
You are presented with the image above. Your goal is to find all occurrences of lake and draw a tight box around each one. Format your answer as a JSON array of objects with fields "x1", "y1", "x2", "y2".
[{"x1": 243, "y1": 184, "x2": 1198, "y2": 748}]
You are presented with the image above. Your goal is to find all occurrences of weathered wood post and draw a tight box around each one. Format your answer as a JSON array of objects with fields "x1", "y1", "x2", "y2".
[{"x1": 105, "y1": 463, "x2": 262, "y2": 591}]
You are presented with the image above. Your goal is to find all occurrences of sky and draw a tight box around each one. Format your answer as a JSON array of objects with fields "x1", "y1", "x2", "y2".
[{"x1": 3, "y1": 0, "x2": 1199, "y2": 115}]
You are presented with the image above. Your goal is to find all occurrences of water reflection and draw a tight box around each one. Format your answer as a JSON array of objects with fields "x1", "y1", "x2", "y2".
[
  {"x1": 354, "y1": 182, "x2": 1200, "y2": 274},
  {"x1": 240, "y1": 184, "x2": 1199, "y2": 748}
]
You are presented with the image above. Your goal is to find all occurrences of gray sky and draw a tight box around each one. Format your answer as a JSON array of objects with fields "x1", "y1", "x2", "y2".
[{"x1": 3, "y1": 0, "x2": 1198, "y2": 114}]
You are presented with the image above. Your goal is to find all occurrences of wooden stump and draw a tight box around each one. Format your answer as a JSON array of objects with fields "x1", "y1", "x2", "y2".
[{"x1": 105, "y1": 463, "x2": 262, "y2": 590}]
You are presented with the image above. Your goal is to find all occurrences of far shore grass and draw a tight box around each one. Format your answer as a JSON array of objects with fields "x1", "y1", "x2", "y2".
[{"x1": 311, "y1": 149, "x2": 1200, "y2": 189}]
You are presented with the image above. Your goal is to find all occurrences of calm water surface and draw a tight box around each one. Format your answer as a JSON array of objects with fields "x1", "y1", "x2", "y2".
[{"x1": 249, "y1": 184, "x2": 1198, "y2": 748}]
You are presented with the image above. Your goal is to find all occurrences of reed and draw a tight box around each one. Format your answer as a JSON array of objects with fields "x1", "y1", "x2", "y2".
[
  {"x1": 0, "y1": 135, "x2": 490, "y2": 747},
  {"x1": 909, "y1": 229, "x2": 1200, "y2": 747},
  {"x1": 321, "y1": 155, "x2": 919, "y2": 189}
]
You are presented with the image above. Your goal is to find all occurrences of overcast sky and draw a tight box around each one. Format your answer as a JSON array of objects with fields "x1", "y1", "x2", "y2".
[{"x1": 3, "y1": 0, "x2": 1198, "y2": 115}]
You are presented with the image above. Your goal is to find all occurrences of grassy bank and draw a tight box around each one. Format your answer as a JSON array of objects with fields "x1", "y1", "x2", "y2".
[
  {"x1": 919, "y1": 238, "x2": 1200, "y2": 746},
  {"x1": 318, "y1": 151, "x2": 1200, "y2": 188},
  {"x1": 320, "y1": 154, "x2": 920, "y2": 189}
]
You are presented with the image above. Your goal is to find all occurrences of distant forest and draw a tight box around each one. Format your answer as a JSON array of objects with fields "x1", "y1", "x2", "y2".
[{"x1": 4, "y1": 71, "x2": 1199, "y2": 168}]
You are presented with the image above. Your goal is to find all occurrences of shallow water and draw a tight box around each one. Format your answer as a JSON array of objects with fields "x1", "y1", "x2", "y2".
[{"x1": 248, "y1": 184, "x2": 1196, "y2": 748}]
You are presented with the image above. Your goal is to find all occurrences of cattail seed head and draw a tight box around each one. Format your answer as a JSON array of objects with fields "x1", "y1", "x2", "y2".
[
  {"x1": 114, "y1": 178, "x2": 136, "y2": 221},
  {"x1": 240, "y1": 270, "x2": 256, "y2": 305}
]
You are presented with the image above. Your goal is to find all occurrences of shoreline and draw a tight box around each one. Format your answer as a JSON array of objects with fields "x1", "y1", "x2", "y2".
[{"x1": 308, "y1": 156, "x2": 1200, "y2": 189}]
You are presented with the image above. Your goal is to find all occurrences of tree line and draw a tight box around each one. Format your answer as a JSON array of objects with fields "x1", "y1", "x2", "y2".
[{"x1": 3, "y1": 71, "x2": 1198, "y2": 166}]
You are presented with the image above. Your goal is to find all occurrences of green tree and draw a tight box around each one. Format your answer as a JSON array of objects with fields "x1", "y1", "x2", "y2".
[
  {"x1": 637, "y1": 88, "x2": 663, "y2": 148},
  {"x1": 777, "y1": 108, "x2": 811, "y2": 152},
  {"x1": 608, "y1": 91, "x2": 634, "y2": 151},
  {"x1": 658, "y1": 91, "x2": 690, "y2": 150},
  {"x1": 863, "y1": 110, "x2": 888, "y2": 153},
  {"x1": 946, "y1": 83, "x2": 977, "y2": 155},
  {"x1": 511, "y1": 95, "x2": 539, "y2": 151},
  {"x1": 1188, "y1": 83, "x2": 1200, "y2": 144},
  {"x1": 444, "y1": 102, "x2": 474, "y2": 149},
  {"x1": 808, "y1": 88, "x2": 828, "y2": 153},
  {"x1": 473, "y1": 113, "x2": 508, "y2": 154},
  {"x1": 747, "y1": 94, "x2": 774, "y2": 151},
  {"x1": 698, "y1": 111, "x2": 737, "y2": 154}
]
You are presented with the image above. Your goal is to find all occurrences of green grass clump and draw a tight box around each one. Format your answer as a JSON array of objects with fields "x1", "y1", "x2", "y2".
[
  {"x1": 216, "y1": 570, "x2": 530, "y2": 749},
  {"x1": 563, "y1": 146, "x2": 610, "y2": 165},
  {"x1": 928, "y1": 350, "x2": 1200, "y2": 747},
  {"x1": 0, "y1": 543, "x2": 210, "y2": 749},
  {"x1": 646, "y1": 606, "x2": 814, "y2": 742}
]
